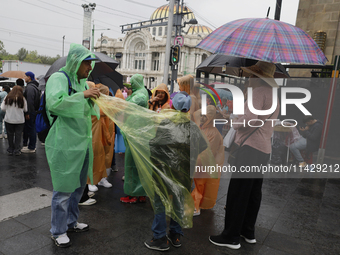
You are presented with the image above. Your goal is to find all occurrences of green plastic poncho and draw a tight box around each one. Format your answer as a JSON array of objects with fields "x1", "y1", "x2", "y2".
[
  {"x1": 94, "y1": 94, "x2": 208, "y2": 228},
  {"x1": 45, "y1": 43, "x2": 99, "y2": 193},
  {"x1": 123, "y1": 74, "x2": 150, "y2": 196}
]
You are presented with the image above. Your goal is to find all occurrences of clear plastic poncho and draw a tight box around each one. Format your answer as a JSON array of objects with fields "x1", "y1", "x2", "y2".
[{"x1": 94, "y1": 94, "x2": 208, "y2": 228}]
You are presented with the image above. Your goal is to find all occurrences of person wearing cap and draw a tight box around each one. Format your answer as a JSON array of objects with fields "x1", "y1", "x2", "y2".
[
  {"x1": 145, "y1": 92, "x2": 207, "y2": 251},
  {"x1": 22, "y1": 71, "x2": 40, "y2": 153},
  {"x1": 209, "y1": 61, "x2": 280, "y2": 250},
  {"x1": 45, "y1": 43, "x2": 100, "y2": 248}
]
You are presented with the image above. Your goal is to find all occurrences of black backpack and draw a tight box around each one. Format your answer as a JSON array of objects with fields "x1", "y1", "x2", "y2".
[{"x1": 35, "y1": 71, "x2": 75, "y2": 134}]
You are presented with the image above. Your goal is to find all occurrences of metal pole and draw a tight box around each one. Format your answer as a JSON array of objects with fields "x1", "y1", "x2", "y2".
[
  {"x1": 162, "y1": 0, "x2": 175, "y2": 84},
  {"x1": 91, "y1": 23, "x2": 95, "y2": 52},
  {"x1": 62, "y1": 35, "x2": 65, "y2": 57},
  {"x1": 317, "y1": 55, "x2": 339, "y2": 164},
  {"x1": 100, "y1": 33, "x2": 103, "y2": 52},
  {"x1": 274, "y1": 0, "x2": 282, "y2": 20}
]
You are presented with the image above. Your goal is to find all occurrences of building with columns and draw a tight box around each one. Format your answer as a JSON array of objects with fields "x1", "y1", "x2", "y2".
[{"x1": 94, "y1": 3, "x2": 212, "y2": 89}]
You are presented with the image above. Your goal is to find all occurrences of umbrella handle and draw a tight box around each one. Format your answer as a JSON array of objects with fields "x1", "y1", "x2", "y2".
[{"x1": 267, "y1": 7, "x2": 270, "y2": 18}]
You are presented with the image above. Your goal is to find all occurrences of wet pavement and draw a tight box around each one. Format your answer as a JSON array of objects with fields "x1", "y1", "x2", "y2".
[{"x1": 1, "y1": 138, "x2": 340, "y2": 255}]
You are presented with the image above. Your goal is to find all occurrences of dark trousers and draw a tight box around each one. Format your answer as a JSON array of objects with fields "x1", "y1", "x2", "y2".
[
  {"x1": 222, "y1": 145, "x2": 269, "y2": 243},
  {"x1": 5, "y1": 122, "x2": 24, "y2": 153},
  {"x1": 23, "y1": 113, "x2": 37, "y2": 150}
]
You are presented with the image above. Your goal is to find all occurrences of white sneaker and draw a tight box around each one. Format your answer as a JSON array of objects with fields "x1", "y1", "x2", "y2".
[
  {"x1": 21, "y1": 147, "x2": 36, "y2": 153},
  {"x1": 122, "y1": 175, "x2": 125, "y2": 181},
  {"x1": 0, "y1": 134, "x2": 3, "y2": 139},
  {"x1": 68, "y1": 222, "x2": 89, "y2": 232},
  {"x1": 4, "y1": 134, "x2": 7, "y2": 139},
  {"x1": 78, "y1": 198, "x2": 96, "y2": 206},
  {"x1": 241, "y1": 235, "x2": 256, "y2": 244},
  {"x1": 98, "y1": 177, "x2": 112, "y2": 188},
  {"x1": 194, "y1": 208, "x2": 201, "y2": 216},
  {"x1": 88, "y1": 191, "x2": 95, "y2": 198},
  {"x1": 88, "y1": 184, "x2": 98, "y2": 192},
  {"x1": 51, "y1": 233, "x2": 70, "y2": 247}
]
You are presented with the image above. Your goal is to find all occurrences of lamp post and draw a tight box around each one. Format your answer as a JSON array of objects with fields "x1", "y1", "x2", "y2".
[
  {"x1": 62, "y1": 35, "x2": 65, "y2": 57},
  {"x1": 91, "y1": 24, "x2": 110, "y2": 52}
]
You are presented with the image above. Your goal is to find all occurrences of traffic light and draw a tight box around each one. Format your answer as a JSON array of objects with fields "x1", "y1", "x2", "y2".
[{"x1": 170, "y1": 45, "x2": 180, "y2": 65}]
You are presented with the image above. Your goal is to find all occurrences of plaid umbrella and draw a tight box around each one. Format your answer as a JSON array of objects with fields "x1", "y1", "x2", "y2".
[{"x1": 196, "y1": 18, "x2": 327, "y2": 65}]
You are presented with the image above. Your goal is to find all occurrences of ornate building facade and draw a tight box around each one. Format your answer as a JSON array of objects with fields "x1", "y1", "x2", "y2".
[{"x1": 94, "y1": 3, "x2": 212, "y2": 89}]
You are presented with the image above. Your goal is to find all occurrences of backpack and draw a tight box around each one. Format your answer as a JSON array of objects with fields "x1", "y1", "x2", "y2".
[
  {"x1": 34, "y1": 86, "x2": 41, "y2": 112},
  {"x1": 35, "y1": 71, "x2": 74, "y2": 134}
]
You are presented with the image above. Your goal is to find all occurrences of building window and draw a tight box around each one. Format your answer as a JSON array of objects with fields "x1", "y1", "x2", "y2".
[
  {"x1": 165, "y1": 28, "x2": 167, "y2": 36},
  {"x1": 153, "y1": 60, "x2": 159, "y2": 71},
  {"x1": 134, "y1": 42, "x2": 146, "y2": 71},
  {"x1": 152, "y1": 27, "x2": 156, "y2": 36},
  {"x1": 152, "y1": 52, "x2": 160, "y2": 71},
  {"x1": 158, "y1": 27, "x2": 162, "y2": 36}
]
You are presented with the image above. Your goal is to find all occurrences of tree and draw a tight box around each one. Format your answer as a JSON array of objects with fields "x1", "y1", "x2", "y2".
[
  {"x1": 17, "y1": 48, "x2": 28, "y2": 61},
  {"x1": 24, "y1": 50, "x2": 42, "y2": 63}
]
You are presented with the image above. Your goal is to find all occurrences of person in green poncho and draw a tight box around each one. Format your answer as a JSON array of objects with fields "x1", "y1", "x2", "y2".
[
  {"x1": 120, "y1": 73, "x2": 150, "y2": 203},
  {"x1": 45, "y1": 43, "x2": 100, "y2": 248}
]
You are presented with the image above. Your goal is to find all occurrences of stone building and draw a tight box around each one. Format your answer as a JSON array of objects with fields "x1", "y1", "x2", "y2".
[
  {"x1": 293, "y1": 0, "x2": 339, "y2": 76},
  {"x1": 94, "y1": 3, "x2": 212, "y2": 89}
]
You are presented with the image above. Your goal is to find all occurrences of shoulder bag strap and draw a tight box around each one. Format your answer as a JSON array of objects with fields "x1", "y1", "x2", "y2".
[{"x1": 239, "y1": 112, "x2": 275, "y2": 147}]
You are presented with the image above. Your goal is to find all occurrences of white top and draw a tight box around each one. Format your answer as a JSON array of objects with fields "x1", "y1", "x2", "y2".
[{"x1": 0, "y1": 97, "x2": 28, "y2": 124}]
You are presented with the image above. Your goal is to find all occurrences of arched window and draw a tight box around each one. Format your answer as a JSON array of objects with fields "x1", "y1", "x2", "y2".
[{"x1": 134, "y1": 42, "x2": 146, "y2": 71}]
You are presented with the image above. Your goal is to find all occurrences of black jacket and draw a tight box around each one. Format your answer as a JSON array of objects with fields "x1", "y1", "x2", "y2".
[
  {"x1": 24, "y1": 80, "x2": 40, "y2": 114},
  {"x1": 302, "y1": 120, "x2": 323, "y2": 153}
]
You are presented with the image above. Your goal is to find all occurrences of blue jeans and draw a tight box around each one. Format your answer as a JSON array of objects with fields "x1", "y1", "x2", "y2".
[
  {"x1": 0, "y1": 110, "x2": 6, "y2": 134},
  {"x1": 50, "y1": 149, "x2": 89, "y2": 237},
  {"x1": 23, "y1": 112, "x2": 37, "y2": 150},
  {"x1": 289, "y1": 137, "x2": 307, "y2": 163},
  {"x1": 151, "y1": 193, "x2": 183, "y2": 239}
]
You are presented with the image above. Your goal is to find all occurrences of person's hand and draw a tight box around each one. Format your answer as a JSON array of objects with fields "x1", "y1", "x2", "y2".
[
  {"x1": 127, "y1": 89, "x2": 132, "y2": 96},
  {"x1": 83, "y1": 87, "x2": 100, "y2": 99},
  {"x1": 299, "y1": 126, "x2": 308, "y2": 131},
  {"x1": 25, "y1": 114, "x2": 30, "y2": 120},
  {"x1": 153, "y1": 95, "x2": 160, "y2": 102}
]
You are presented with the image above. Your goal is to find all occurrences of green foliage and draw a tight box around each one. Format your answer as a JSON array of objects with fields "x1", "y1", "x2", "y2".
[
  {"x1": 0, "y1": 42, "x2": 60, "y2": 71},
  {"x1": 17, "y1": 48, "x2": 28, "y2": 61}
]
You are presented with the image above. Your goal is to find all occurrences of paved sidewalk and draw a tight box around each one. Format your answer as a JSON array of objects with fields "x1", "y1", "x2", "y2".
[{"x1": 0, "y1": 138, "x2": 340, "y2": 254}]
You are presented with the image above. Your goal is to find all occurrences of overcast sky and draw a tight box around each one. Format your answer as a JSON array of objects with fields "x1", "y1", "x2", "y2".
[{"x1": 1, "y1": 0, "x2": 300, "y2": 57}]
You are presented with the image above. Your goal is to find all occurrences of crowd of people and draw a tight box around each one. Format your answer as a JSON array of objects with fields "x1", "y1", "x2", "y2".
[{"x1": 0, "y1": 43, "x2": 323, "y2": 252}]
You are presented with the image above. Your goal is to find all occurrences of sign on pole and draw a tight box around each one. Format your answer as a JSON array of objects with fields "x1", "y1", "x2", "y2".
[{"x1": 174, "y1": 36, "x2": 184, "y2": 47}]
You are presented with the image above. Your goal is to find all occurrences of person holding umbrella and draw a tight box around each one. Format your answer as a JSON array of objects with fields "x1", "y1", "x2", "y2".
[{"x1": 209, "y1": 61, "x2": 280, "y2": 250}]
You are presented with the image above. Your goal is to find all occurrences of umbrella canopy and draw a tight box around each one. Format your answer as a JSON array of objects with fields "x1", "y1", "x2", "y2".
[
  {"x1": 200, "y1": 88, "x2": 233, "y2": 100},
  {"x1": 91, "y1": 71, "x2": 124, "y2": 95},
  {"x1": 196, "y1": 18, "x2": 327, "y2": 65},
  {"x1": 0, "y1": 70, "x2": 26, "y2": 79},
  {"x1": 197, "y1": 54, "x2": 290, "y2": 78},
  {"x1": 44, "y1": 52, "x2": 119, "y2": 81}
]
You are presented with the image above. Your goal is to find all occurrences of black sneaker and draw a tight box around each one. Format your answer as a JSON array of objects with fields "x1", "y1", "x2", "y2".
[
  {"x1": 167, "y1": 232, "x2": 181, "y2": 247},
  {"x1": 209, "y1": 235, "x2": 241, "y2": 249},
  {"x1": 144, "y1": 236, "x2": 170, "y2": 251}
]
